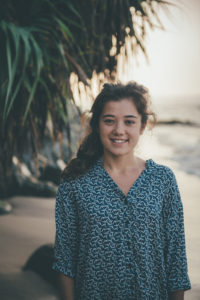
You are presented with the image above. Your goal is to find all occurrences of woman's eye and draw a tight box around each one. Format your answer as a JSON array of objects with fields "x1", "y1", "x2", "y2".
[
  {"x1": 104, "y1": 119, "x2": 114, "y2": 124},
  {"x1": 125, "y1": 120, "x2": 135, "y2": 125}
]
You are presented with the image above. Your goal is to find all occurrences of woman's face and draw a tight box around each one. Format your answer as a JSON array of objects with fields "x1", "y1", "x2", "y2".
[{"x1": 99, "y1": 98, "x2": 145, "y2": 159}]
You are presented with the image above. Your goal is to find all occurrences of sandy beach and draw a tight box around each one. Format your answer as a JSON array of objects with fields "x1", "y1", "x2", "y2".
[{"x1": 0, "y1": 196, "x2": 59, "y2": 299}]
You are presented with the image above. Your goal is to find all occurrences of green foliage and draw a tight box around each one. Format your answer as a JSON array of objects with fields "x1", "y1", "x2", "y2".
[
  {"x1": 0, "y1": 0, "x2": 82, "y2": 136},
  {"x1": 0, "y1": 0, "x2": 171, "y2": 156}
]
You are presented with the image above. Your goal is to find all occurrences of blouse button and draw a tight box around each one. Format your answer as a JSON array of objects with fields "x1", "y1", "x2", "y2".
[
  {"x1": 124, "y1": 198, "x2": 128, "y2": 204},
  {"x1": 125, "y1": 220, "x2": 129, "y2": 226},
  {"x1": 127, "y1": 241, "x2": 131, "y2": 250}
]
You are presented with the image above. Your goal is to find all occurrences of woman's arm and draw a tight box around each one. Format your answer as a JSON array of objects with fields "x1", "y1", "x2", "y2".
[
  {"x1": 52, "y1": 181, "x2": 78, "y2": 298},
  {"x1": 59, "y1": 273, "x2": 75, "y2": 300},
  {"x1": 170, "y1": 290, "x2": 184, "y2": 300},
  {"x1": 163, "y1": 170, "x2": 191, "y2": 293}
]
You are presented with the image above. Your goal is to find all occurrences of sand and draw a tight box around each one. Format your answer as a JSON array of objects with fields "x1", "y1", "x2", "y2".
[
  {"x1": 0, "y1": 169, "x2": 200, "y2": 299},
  {"x1": 0, "y1": 196, "x2": 59, "y2": 299}
]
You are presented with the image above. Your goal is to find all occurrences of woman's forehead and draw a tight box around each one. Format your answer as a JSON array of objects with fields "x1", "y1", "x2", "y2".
[{"x1": 101, "y1": 99, "x2": 139, "y2": 116}]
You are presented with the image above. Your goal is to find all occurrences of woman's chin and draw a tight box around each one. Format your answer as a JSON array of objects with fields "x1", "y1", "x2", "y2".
[{"x1": 105, "y1": 149, "x2": 131, "y2": 158}]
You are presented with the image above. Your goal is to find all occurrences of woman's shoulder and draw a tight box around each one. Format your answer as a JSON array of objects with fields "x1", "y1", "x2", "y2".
[
  {"x1": 147, "y1": 159, "x2": 176, "y2": 181},
  {"x1": 59, "y1": 159, "x2": 102, "y2": 186}
]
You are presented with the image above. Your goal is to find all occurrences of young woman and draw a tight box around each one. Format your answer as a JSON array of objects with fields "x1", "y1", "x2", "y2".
[{"x1": 52, "y1": 82, "x2": 191, "y2": 300}]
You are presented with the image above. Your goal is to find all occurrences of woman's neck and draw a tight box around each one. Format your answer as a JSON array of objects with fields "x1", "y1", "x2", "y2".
[{"x1": 102, "y1": 153, "x2": 143, "y2": 173}]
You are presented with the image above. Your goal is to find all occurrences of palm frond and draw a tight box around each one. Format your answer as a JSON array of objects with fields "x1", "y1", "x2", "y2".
[{"x1": 0, "y1": 0, "x2": 174, "y2": 197}]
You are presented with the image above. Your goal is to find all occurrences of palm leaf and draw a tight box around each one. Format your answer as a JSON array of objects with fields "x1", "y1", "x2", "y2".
[{"x1": 0, "y1": 0, "x2": 174, "y2": 198}]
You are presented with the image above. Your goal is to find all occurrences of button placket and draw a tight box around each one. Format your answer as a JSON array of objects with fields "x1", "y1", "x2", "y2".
[
  {"x1": 127, "y1": 240, "x2": 131, "y2": 250},
  {"x1": 124, "y1": 217, "x2": 132, "y2": 250},
  {"x1": 123, "y1": 200, "x2": 133, "y2": 253},
  {"x1": 122, "y1": 198, "x2": 136, "y2": 290},
  {"x1": 124, "y1": 197, "x2": 128, "y2": 205}
]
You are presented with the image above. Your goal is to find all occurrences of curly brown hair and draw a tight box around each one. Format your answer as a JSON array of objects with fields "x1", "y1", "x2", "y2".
[{"x1": 62, "y1": 82, "x2": 156, "y2": 180}]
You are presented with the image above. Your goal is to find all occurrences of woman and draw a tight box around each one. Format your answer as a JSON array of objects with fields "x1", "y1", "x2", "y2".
[{"x1": 52, "y1": 82, "x2": 191, "y2": 300}]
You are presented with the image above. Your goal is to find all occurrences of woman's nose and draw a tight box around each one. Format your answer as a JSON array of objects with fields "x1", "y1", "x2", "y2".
[{"x1": 113, "y1": 121, "x2": 124, "y2": 134}]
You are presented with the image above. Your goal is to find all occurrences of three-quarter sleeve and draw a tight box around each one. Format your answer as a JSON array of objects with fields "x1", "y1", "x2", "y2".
[
  {"x1": 163, "y1": 170, "x2": 191, "y2": 292},
  {"x1": 52, "y1": 181, "x2": 78, "y2": 278}
]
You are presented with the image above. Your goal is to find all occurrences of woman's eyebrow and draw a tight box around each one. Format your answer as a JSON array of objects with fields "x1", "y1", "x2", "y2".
[
  {"x1": 102, "y1": 114, "x2": 115, "y2": 118},
  {"x1": 124, "y1": 115, "x2": 138, "y2": 118},
  {"x1": 102, "y1": 114, "x2": 138, "y2": 118}
]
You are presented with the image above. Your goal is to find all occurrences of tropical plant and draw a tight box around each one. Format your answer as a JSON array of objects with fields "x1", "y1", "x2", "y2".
[{"x1": 0, "y1": 0, "x2": 172, "y2": 198}]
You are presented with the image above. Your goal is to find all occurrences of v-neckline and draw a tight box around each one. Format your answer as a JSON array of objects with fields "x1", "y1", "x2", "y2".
[{"x1": 98, "y1": 158, "x2": 152, "y2": 197}]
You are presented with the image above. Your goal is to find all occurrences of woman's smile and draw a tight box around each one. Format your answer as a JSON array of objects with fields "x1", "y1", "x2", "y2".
[{"x1": 110, "y1": 138, "x2": 128, "y2": 144}]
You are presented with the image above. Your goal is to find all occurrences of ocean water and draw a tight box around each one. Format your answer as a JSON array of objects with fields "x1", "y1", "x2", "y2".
[
  {"x1": 139, "y1": 96, "x2": 200, "y2": 177},
  {"x1": 153, "y1": 95, "x2": 200, "y2": 126}
]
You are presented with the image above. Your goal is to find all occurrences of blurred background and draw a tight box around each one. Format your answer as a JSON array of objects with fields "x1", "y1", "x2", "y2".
[{"x1": 0, "y1": 0, "x2": 199, "y2": 299}]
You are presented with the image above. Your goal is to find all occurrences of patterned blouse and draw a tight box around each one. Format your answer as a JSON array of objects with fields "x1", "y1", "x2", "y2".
[{"x1": 52, "y1": 159, "x2": 191, "y2": 299}]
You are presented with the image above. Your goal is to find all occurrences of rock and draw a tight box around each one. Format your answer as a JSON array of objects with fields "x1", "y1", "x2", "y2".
[
  {"x1": 20, "y1": 177, "x2": 57, "y2": 197},
  {"x1": 39, "y1": 164, "x2": 62, "y2": 185},
  {"x1": 23, "y1": 244, "x2": 58, "y2": 288},
  {"x1": 12, "y1": 156, "x2": 58, "y2": 197},
  {"x1": 7, "y1": 101, "x2": 82, "y2": 198},
  {"x1": 0, "y1": 200, "x2": 12, "y2": 215}
]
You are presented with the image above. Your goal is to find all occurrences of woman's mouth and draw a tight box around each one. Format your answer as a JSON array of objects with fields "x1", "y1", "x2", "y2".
[{"x1": 110, "y1": 139, "x2": 128, "y2": 144}]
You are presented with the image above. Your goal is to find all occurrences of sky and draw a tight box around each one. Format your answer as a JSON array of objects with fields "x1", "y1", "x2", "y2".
[
  {"x1": 72, "y1": 0, "x2": 200, "y2": 110},
  {"x1": 120, "y1": 0, "x2": 200, "y2": 98}
]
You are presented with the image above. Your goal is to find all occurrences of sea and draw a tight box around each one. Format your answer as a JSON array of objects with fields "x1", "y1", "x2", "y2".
[{"x1": 138, "y1": 95, "x2": 200, "y2": 177}]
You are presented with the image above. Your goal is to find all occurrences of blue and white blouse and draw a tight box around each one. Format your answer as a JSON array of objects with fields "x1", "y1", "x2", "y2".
[{"x1": 52, "y1": 159, "x2": 191, "y2": 299}]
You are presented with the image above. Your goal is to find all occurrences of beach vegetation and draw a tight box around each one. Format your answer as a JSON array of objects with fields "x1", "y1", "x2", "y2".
[{"x1": 0, "y1": 0, "x2": 172, "y2": 198}]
